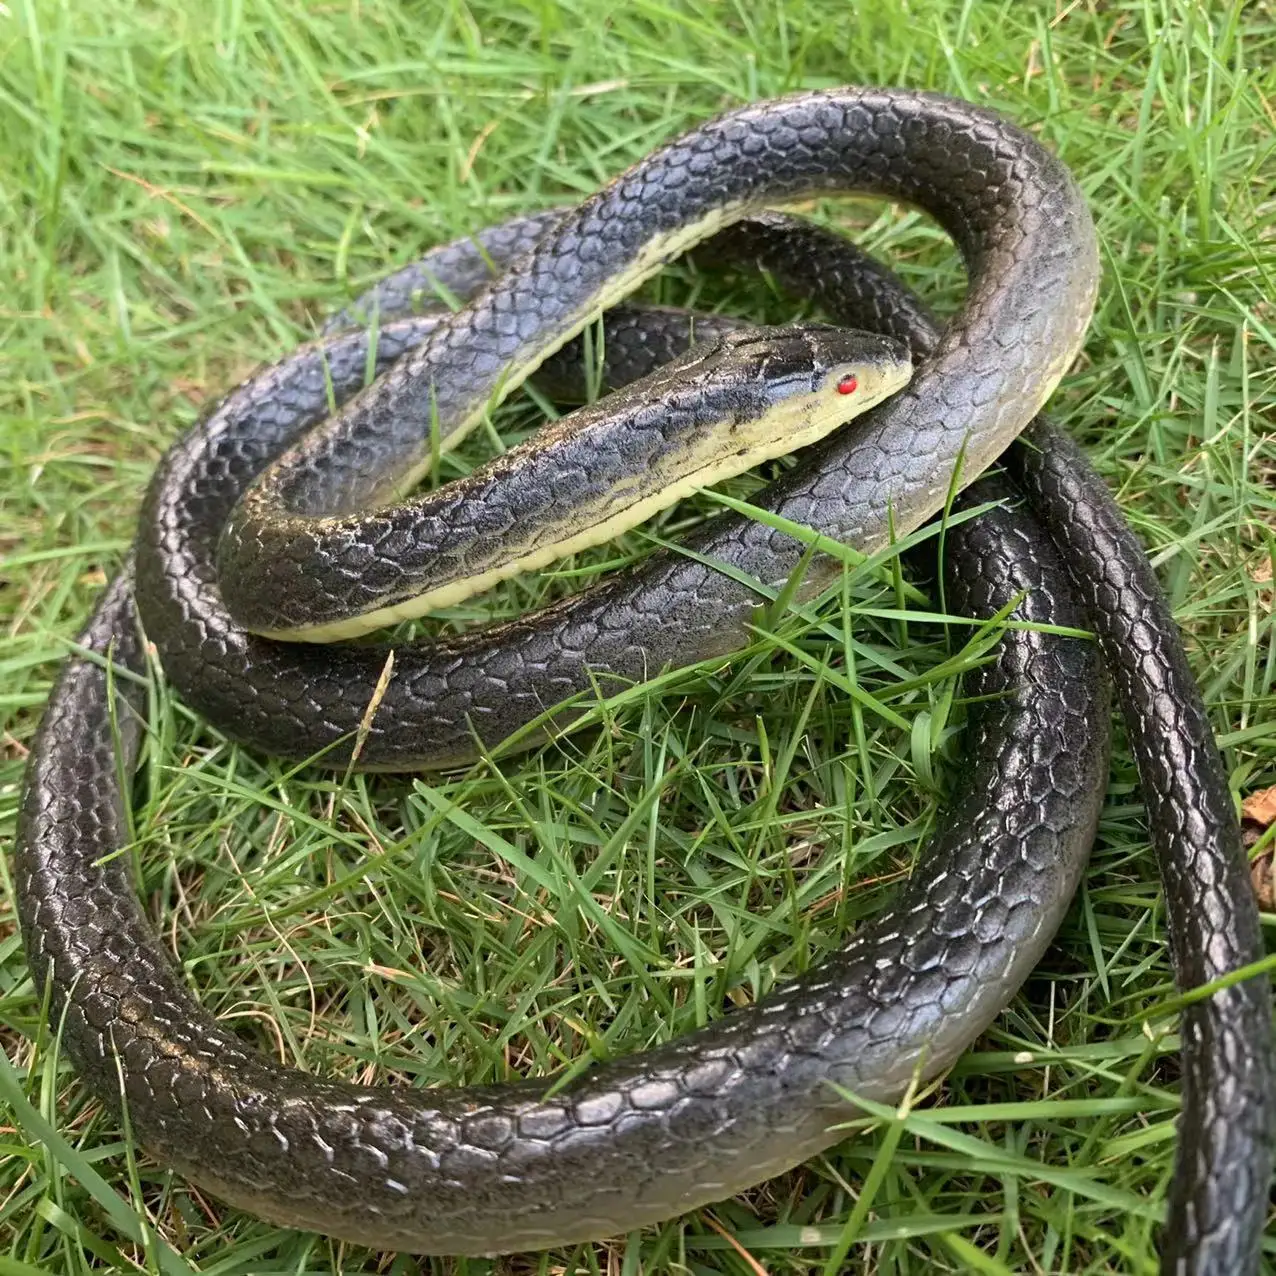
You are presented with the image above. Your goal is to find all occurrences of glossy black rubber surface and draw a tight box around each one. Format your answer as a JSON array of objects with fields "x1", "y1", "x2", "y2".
[{"x1": 13, "y1": 89, "x2": 1271, "y2": 1269}]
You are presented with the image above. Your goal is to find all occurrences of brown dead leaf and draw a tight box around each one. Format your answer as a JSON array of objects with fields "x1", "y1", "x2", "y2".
[
  {"x1": 1243, "y1": 783, "x2": 1276, "y2": 827},
  {"x1": 1244, "y1": 787, "x2": 1276, "y2": 909}
]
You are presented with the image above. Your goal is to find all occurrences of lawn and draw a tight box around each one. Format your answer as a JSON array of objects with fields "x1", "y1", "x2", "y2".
[{"x1": 2, "y1": 0, "x2": 1274, "y2": 1273}]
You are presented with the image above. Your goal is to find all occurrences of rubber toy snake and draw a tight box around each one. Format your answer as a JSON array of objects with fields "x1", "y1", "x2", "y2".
[{"x1": 13, "y1": 87, "x2": 1272, "y2": 1272}]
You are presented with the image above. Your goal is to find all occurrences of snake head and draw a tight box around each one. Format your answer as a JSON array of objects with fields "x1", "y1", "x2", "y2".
[{"x1": 695, "y1": 324, "x2": 913, "y2": 442}]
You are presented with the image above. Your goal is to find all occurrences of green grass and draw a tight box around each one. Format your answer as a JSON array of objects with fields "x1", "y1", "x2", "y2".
[{"x1": 2, "y1": 0, "x2": 1274, "y2": 1272}]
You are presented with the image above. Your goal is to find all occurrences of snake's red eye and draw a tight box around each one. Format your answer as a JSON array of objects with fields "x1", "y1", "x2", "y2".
[{"x1": 836, "y1": 374, "x2": 858, "y2": 395}]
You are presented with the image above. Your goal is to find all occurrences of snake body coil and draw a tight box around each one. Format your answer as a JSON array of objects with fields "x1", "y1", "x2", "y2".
[{"x1": 13, "y1": 88, "x2": 1272, "y2": 1271}]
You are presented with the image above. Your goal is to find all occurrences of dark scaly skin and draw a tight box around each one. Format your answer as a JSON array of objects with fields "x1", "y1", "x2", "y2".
[
  {"x1": 12, "y1": 89, "x2": 1269, "y2": 1268},
  {"x1": 214, "y1": 88, "x2": 1098, "y2": 638}
]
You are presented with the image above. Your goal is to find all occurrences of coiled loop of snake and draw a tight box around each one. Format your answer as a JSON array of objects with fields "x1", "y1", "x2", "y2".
[{"x1": 14, "y1": 88, "x2": 1271, "y2": 1271}]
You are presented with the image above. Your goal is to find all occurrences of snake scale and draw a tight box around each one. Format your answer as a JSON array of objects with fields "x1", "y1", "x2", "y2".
[{"x1": 13, "y1": 88, "x2": 1272, "y2": 1272}]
